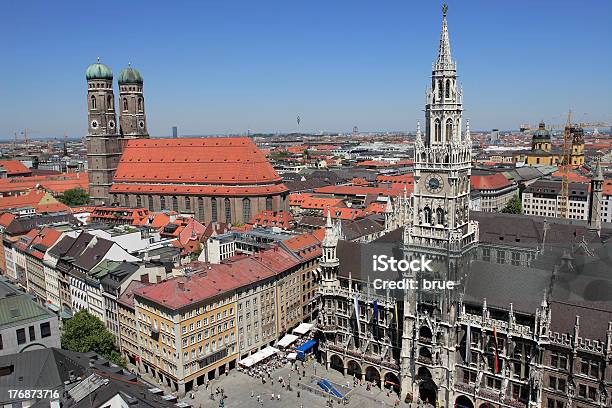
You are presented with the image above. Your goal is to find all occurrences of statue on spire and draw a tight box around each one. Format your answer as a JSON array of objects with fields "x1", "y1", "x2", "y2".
[{"x1": 442, "y1": 3, "x2": 448, "y2": 17}]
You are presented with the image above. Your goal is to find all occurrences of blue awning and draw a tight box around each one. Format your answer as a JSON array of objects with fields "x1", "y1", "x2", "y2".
[{"x1": 296, "y1": 339, "x2": 317, "y2": 353}]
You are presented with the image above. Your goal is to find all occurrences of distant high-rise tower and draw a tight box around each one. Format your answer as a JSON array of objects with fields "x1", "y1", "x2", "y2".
[
  {"x1": 352, "y1": 126, "x2": 358, "y2": 137},
  {"x1": 85, "y1": 59, "x2": 123, "y2": 205},
  {"x1": 118, "y1": 64, "x2": 149, "y2": 139},
  {"x1": 172, "y1": 126, "x2": 178, "y2": 138}
]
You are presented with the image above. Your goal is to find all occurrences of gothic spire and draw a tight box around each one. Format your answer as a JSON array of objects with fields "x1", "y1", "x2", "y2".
[
  {"x1": 594, "y1": 158, "x2": 603, "y2": 181},
  {"x1": 435, "y1": 3, "x2": 455, "y2": 71}
]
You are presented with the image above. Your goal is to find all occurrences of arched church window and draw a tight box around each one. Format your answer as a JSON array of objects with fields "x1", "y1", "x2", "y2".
[
  {"x1": 266, "y1": 196, "x2": 273, "y2": 211},
  {"x1": 434, "y1": 120, "x2": 441, "y2": 143},
  {"x1": 211, "y1": 198, "x2": 218, "y2": 222},
  {"x1": 160, "y1": 196, "x2": 166, "y2": 209},
  {"x1": 446, "y1": 118, "x2": 453, "y2": 142},
  {"x1": 138, "y1": 98, "x2": 143, "y2": 111},
  {"x1": 437, "y1": 79, "x2": 443, "y2": 100},
  {"x1": 171, "y1": 196, "x2": 178, "y2": 212},
  {"x1": 107, "y1": 95, "x2": 113, "y2": 110},
  {"x1": 436, "y1": 208, "x2": 444, "y2": 225},
  {"x1": 225, "y1": 198, "x2": 232, "y2": 224},
  {"x1": 91, "y1": 95, "x2": 97, "y2": 110},
  {"x1": 123, "y1": 98, "x2": 128, "y2": 111},
  {"x1": 242, "y1": 198, "x2": 251, "y2": 223},
  {"x1": 445, "y1": 79, "x2": 451, "y2": 98},
  {"x1": 424, "y1": 206, "x2": 432, "y2": 224}
]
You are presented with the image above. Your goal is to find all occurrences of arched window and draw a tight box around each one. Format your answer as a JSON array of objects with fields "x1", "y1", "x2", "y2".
[
  {"x1": 160, "y1": 196, "x2": 166, "y2": 209},
  {"x1": 172, "y1": 196, "x2": 178, "y2": 212},
  {"x1": 148, "y1": 195, "x2": 154, "y2": 211},
  {"x1": 266, "y1": 196, "x2": 273, "y2": 211},
  {"x1": 424, "y1": 206, "x2": 432, "y2": 224},
  {"x1": 138, "y1": 98, "x2": 143, "y2": 111},
  {"x1": 437, "y1": 79, "x2": 443, "y2": 100},
  {"x1": 434, "y1": 120, "x2": 441, "y2": 143},
  {"x1": 107, "y1": 95, "x2": 113, "y2": 110},
  {"x1": 445, "y1": 79, "x2": 451, "y2": 98},
  {"x1": 197, "y1": 197, "x2": 205, "y2": 221},
  {"x1": 185, "y1": 197, "x2": 191, "y2": 211},
  {"x1": 242, "y1": 198, "x2": 251, "y2": 223},
  {"x1": 436, "y1": 208, "x2": 444, "y2": 225},
  {"x1": 446, "y1": 118, "x2": 453, "y2": 142},
  {"x1": 211, "y1": 198, "x2": 218, "y2": 222},
  {"x1": 122, "y1": 98, "x2": 128, "y2": 111},
  {"x1": 91, "y1": 95, "x2": 97, "y2": 110},
  {"x1": 135, "y1": 195, "x2": 142, "y2": 208},
  {"x1": 224, "y1": 198, "x2": 232, "y2": 224}
]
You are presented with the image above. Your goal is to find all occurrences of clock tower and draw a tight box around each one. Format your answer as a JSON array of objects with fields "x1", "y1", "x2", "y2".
[{"x1": 401, "y1": 5, "x2": 478, "y2": 406}]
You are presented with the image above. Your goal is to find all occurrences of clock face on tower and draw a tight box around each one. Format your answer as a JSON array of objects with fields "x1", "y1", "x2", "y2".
[{"x1": 425, "y1": 174, "x2": 443, "y2": 194}]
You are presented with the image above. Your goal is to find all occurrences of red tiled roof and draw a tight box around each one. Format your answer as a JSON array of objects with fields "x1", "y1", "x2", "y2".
[
  {"x1": 0, "y1": 190, "x2": 69, "y2": 213},
  {"x1": 0, "y1": 212, "x2": 16, "y2": 228},
  {"x1": 282, "y1": 231, "x2": 322, "y2": 260},
  {"x1": 0, "y1": 160, "x2": 31, "y2": 176},
  {"x1": 0, "y1": 172, "x2": 87, "y2": 195},
  {"x1": 27, "y1": 227, "x2": 62, "y2": 259},
  {"x1": 313, "y1": 185, "x2": 405, "y2": 197},
  {"x1": 471, "y1": 173, "x2": 512, "y2": 190},
  {"x1": 135, "y1": 248, "x2": 299, "y2": 309},
  {"x1": 249, "y1": 210, "x2": 294, "y2": 229},
  {"x1": 551, "y1": 170, "x2": 590, "y2": 183},
  {"x1": 288, "y1": 193, "x2": 345, "y2": 209},
  {"x1": 112, "y1": 138, "x2": 286, "y2": 190}
]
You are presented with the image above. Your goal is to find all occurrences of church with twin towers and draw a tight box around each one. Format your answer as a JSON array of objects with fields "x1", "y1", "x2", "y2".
[{"x1": 316, "y1": 4, "x2": 611, "y2": 408}]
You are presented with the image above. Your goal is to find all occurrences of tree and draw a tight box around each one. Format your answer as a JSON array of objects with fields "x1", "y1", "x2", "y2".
[
  {"x1": 61, "y1": 310, "x2": 126, "y2": 367},
  {"x1": 501, "y1": 193, "x2": 522, "y2": 214},
  {"x1": 58, "y1": 187, "x2": 89, "y2": 206}
]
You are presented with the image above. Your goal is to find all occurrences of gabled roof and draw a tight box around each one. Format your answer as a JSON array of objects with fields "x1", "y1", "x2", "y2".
[
  {"x1": 111, "y1": 137, "x2": 286, "y2": 190},
  {"x1": 0, "y1": 160, "x2": 31, "y2": 176}
]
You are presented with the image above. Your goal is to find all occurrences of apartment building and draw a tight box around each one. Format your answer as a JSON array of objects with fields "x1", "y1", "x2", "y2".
[
  {"x1": 471, "y1": 172, "x2": 518, "y2": 212},
  {"x1": 522, "y1": 180, "x2": 590, "y2": 220},
  {"x1": 130, "y1": 244, "x2": 315, "y2": 396}
]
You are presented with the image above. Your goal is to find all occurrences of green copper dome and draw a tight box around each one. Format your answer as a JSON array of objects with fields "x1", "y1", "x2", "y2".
[
  {"x1": 118, "y1": 65, "x2": 143, "y2": 84},
  {"x1": 86, "y1": 60, "x2": 113, "y2": 80},
  {"x1": 532, "y1": 121, "x2": 551, "y2": 139}
]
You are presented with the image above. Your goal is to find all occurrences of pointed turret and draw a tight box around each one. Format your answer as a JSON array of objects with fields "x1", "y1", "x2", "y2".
[{"x1": 435, "y1": 3, "x2": 455, "y2": 71}]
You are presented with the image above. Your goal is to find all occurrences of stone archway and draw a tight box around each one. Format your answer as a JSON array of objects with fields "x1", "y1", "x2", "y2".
[
  {"x1": 383, "y1": 372, "x2": 400, "y2": 395},
  {"x1": 416, "y1": 367, "x2": 437, "y2": 405},
  {"x1": 478, "y1": 404, "x2": 495, "y2": 408},
  {"x1": 365, "y1": 366, "x2": 381, "y2": 387},
  {"x1": 455, "y1": 395, "x2": 475, "y2": 408},
  {"x1": 347, "y1": 360, "x2": 362, "y2": 379},
  {"x1": 330, "y1": 354, "x2": 344, "y2": 374}
]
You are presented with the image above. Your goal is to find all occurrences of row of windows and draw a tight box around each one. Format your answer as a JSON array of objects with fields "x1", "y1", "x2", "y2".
[
  {"x1": 89, "y1": 95, "x2": 143, "y2": 111},
  {"x1": 119, "y1": 195, "x2": 274, "y2": 223},
  {"x1": 14, "y1": 322, "x2": 52, "y2": 346}
]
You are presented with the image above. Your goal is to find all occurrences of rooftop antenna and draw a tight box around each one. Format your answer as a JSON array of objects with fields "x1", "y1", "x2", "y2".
[{"x1": 296, "y1": 114, "x2": 301, "y2": 136}]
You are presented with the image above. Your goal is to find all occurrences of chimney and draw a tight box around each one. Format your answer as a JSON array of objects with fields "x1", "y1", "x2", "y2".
[
  {"x1": 140, "y1": 274, "x2": 149, "y2": 284},
  {"x1": 177, "y1": 281, "x2": 185, "y2": 291}
]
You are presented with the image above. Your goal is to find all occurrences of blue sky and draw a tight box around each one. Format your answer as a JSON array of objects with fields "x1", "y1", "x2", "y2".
[{"x1": 1, "y1": 0, "x2": 611, "y2": 138}]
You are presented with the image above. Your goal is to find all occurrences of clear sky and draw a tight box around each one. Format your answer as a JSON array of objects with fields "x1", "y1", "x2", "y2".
[{"x1": 1, "y1": 0, "x2": 611, "y2": 138}]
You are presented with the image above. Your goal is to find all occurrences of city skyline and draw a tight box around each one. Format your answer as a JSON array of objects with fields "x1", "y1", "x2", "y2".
[{"x1": 1, "y1": 0, "x2": 611, "y2": 138}]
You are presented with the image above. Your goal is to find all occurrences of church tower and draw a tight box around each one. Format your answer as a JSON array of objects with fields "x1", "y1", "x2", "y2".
[
  {"x1": 588, "y1": 160, "x2": 603, "y2": 234},
  {"x1": 86, "y1": 59, "x2": 123, "y2": 205},
  {"x1": 401, "y1": 5, "x2": 478, "y2": 406},
  {"x1": 118, "y1": 64, "x2": 149, "y2": 140}
]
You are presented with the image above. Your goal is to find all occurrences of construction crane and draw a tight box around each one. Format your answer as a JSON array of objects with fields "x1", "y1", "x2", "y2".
[{"x1": 559, "y1": 111, "x2": 572, "y2": 219}]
